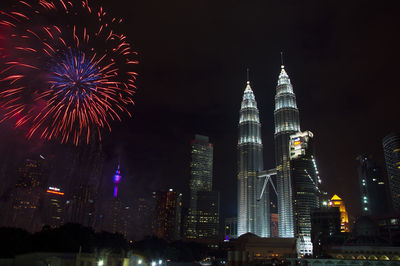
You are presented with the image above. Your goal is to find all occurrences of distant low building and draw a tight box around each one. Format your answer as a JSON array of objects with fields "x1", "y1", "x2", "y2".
[{"x1": 227, "y1": 233, "x2": 296, "y2": 265}]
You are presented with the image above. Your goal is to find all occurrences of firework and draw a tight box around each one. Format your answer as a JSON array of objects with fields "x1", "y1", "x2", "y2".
[{"x1": 0, "y1": 0, "x2": 138, "y2": 145}]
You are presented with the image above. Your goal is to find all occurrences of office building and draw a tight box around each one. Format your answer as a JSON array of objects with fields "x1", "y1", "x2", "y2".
[
  {"x1": 237, "y1": 79, "x2": 268, "y2": 237},
  {"x1": 134, "y1": 197, "x2": 155, "y2": 240},
  {"x1": 274, "y1": 64, "x2": 301, "y2": 237},
  {"x1": 10, "y1": 158, "x2": 46, "y2": 232},
  {"x1": 189, "y1": 135, "x2": 213, "y2": 192},
  {"x1": 357, "y1": 155, "x2": 389, "y2": 216},
  {"x1": 187, "y1": 135, "x2": 220, "y2": 239},
  {"x1": 152, "y1": 189, "x2": 182, "y2": 241},
  {"x1": 382, "y1": 133, "x2": 400, "y2": 212},
  {"x1": 43, "y1": 186, "x2": 65, "y2": 228},
  {"x1": 290, "y1": 131, "x2": 321, "y2": 255}
]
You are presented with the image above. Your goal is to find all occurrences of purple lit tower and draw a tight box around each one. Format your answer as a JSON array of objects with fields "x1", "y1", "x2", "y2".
[
  {"x1": 110, "y1": 163, "x2": 123, "y2": 235},
  {"x1": 113, "y1": 164, "x2": 122, "y2": 198}
]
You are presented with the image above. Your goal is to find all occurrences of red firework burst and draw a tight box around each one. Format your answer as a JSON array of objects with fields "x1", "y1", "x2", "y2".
[{"x1": 0, "y1": 0, "x2": 138, "y2": 145}]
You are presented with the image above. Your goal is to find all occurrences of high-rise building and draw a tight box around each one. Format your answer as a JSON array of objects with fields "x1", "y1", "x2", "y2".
[
  {"x1": 289, "y1": 131, "x2": 321, "y2": 255},
  {"x1": 134, "y1": 197, "x2": 155, "y2": 240},
  {"x1": 152, "y1": 189, "x2": 182, "y2": 241},
  {"x1": 328, "y1": 194, "x2": 350, "y2": 232},
  {"x1": 193, "y1": 191, "x2": 220, "y2": 238},
  {"x1": 189, "y1": 135, "x2": 213, "y2": 192},
  {"x1": 237, "y1": 80, "x2": 268, "y2": 237},
  {"x1": 274, "y1": 65, "x2": 300, "y2": 237},
  {"x1": 187, "y1": 135, "x2": 220, "y2": 239},
  {"x1": 382, "y1": 133, "x2": 400, "y2": 212},
  {"x1": 43, "y1": 186, "x2": 65, "y2": 228},
  {"x1": 10, "y1": 158, "x2": 46, "y2": 232},
  {"x1": 357, "y1": 155, "x2": 389, "y2": 216}
]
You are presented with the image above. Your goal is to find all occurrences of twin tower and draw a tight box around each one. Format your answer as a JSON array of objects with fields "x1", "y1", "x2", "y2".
[{"x1": 237, "y1": 65, "x2": 301, "y2": 238}]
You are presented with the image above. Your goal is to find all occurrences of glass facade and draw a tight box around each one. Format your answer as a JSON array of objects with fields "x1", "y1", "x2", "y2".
[
  {"x1": 382, "y1": 133, "x2": 400, "y2": 212},
  {"x1": 274, "y1": 65, "x2": 300, "y2": 238},
  {"x1": 237, "y1": 81, "x2": 269, "y2": 237},
  {"x1": 290, "y1": 131, "x2": 320, "y2": 255}
]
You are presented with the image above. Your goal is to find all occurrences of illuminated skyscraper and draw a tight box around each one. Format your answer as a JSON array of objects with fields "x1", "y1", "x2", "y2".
[
  {"x1": 357, "y1": 155, "x2": 389, "y2": 216},
  {"x1": 328, "y1": 194, "x2": 349, "y2": 232},
  {"x1": 189, "y1": 135, "x2": 213, "y2": 192},
  {"x1": 289, "y1": 131, "x2": 321, "y2": 255},
  {"x1": 274, "y1": 65, "x2": 300, "y2": 237},
  {"x1": 43, "y1": 186, "x2": 65, "y2": 228},
  {"x1": 382, "y1": 133, "x2": 400, "y2": 212},
  {"x1": 187, "y1": 135, "x2": 220, "y2": 239},
  {"x1": 237, "y1": 80, "x2": 268, "y2": 237}
]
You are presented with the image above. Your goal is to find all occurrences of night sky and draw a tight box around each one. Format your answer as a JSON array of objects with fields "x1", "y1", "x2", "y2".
[{"x1": 1, "y1": 0, "x2": 400, "y2": 221}]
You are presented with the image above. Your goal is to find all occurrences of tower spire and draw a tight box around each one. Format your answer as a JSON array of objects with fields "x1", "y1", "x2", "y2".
[
  {"x1": 247, "y1": 68, "x2": 250, "y2": 85},
  {"x1": 280, "y1": 51, "x2": 284, "y2": 68}
]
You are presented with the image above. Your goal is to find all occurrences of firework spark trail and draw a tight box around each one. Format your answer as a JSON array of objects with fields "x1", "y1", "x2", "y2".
[{"x1": 0, "y1": 0, "x2": 138, "y2": 145}]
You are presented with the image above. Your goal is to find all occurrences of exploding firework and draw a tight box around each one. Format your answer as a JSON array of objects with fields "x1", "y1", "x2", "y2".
[{"x1": 0, "y1": 0, "x2": 138, "y2": 145}]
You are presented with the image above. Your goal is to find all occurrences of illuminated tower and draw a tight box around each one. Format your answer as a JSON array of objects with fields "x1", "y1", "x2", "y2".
[
  {"x1": 382, "y1": 133, "x2": 400, "y2": 212},
  {"x1": 111, "y1": 163, "x2": 122, "y2": 234},
  {"x1": 328, "y1": 194, "x2": 349, "y2": 232},
  {"x1": 290, "y1": 131, "x2": 321, "y2": 255},
  {"x1": 274, "y1": 64, "x2": 300, "y2": 237},
  {"x1": 113, "y1": 163, "x2": 122, "y2": 198},
  {"x1": 237, "y1": 79, "x2": 268, "y2": 237}
]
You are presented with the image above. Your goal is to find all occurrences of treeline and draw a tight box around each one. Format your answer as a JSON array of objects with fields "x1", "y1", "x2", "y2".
[{"x1": 0, "y1": 223, "x2": 127, "y2": 258}]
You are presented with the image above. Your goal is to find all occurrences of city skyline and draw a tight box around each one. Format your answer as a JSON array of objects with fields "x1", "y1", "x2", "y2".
[{"x1": 0, "y1": 0, "x2": 399, "y2": 223}]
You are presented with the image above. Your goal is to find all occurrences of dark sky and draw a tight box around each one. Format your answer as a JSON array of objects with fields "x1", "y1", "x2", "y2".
[{"x1": 1, "y1": 0, "x2": 400, "y2": 220}]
